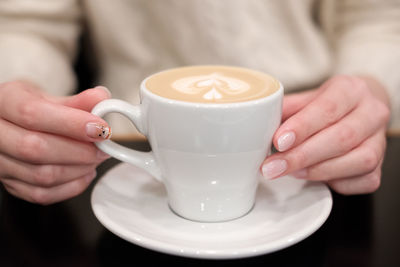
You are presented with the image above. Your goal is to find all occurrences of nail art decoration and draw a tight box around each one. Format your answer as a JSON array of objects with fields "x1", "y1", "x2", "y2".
[
  {"x1": 86, "y1": 122, "x2": 112, "y2": 139},
  {"x1": 99, "y1": 125, "x2": 112, "y2": 139}
]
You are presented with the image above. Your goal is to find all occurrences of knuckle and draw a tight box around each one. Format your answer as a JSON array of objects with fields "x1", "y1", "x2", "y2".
[
  {"x1": 336, "y1": 125, "x2": 358, "y2": 153},
  {"x1": 319, "y1": 98, "x2": 339, "y2": 123},
  {"x1": 328, "y1": 180, "x2": 353, "y2": 196},
  {"x1": 69, "y1": 179, "x2": 89, "y2": 198},
  {"x1": 327, "y1": 180, "x2": 344, "y2": 194},
  {"x1": 1, "y1": 81, "x2": 37, "y2": 107},
  {"x1": 365, "y1": 172, "x2": 381, "y2": 193},
  {"x1": 32, "y1": 165, "x2": 58, "y2": 187},
  {"x1": 328, "y1": 172, "x2": 382, "y2": 195},
  {"x1": 17, "y1": 101, "x2": 39, "y2": 129},
  {"x1": 375, "y1": 101, "x2": 390, "y2": 124},
  {"x1": 16, "y1": 133, "x2": 46, "y2": 162},
  {"x1": 30, "y1": 188, "x2": 52, "y2": 205},
  {"x1": 361, "y1": 148, "x2": 380, "y2": 173}
]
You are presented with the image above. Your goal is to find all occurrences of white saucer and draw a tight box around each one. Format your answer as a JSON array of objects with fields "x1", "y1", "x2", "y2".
[{"x1": 91, "y1": 163, "x2": 332, "y2": 259}]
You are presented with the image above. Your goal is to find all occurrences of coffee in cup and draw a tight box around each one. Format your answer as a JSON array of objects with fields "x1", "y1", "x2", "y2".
[{"x1": 145, "y1": 65, "x2": 279, "y2": 103}]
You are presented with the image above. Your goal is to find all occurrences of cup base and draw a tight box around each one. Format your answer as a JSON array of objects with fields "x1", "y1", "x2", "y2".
[{"x1": 168, "y1": 202, "x2": 255, "y2": 223}]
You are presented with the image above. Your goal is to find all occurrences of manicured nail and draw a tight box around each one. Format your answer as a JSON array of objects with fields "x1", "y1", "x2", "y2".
[
  {"x1": 262, "y1": 159, "x2": 288, "y2": 180},
  {"x1": 277, "y1": 131, "x2": 296, "y2": 152},
  {"x1": 95, "y1": 85, "x2": 112, "y2": 98},
  {"x1": 291, "y1": 168, "x2": 308, "y2": 179},
  {"x1": 86, "y1": 122, "x2": 112, "y2": 139}
]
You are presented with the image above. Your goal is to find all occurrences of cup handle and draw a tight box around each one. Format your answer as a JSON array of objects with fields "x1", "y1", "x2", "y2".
[{"x1": 91, "y1": 99, "x2": 162, "y2": 182}]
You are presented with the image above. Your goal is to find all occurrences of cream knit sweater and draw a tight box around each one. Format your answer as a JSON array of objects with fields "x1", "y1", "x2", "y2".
[{"x1": 0, "y1": 0, "x2": 399, "y2": 137}]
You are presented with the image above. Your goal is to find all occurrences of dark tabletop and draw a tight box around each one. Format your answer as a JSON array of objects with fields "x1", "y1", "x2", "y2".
[{"x1": 1, "y1": 137, "x2": 400, "y2": 267}]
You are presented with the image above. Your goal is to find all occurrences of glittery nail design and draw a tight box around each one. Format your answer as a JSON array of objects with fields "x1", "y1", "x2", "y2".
[{"x1": 86, "y1": 122, "x2": 112, "y2": 140}]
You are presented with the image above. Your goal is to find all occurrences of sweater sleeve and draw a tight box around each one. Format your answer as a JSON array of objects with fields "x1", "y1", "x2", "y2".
[
  {"x1": 329, "y1": 0, "x2": 400, "y2": 130},
  {"x1": 0, "y1": 0, "x2": 81, "y2": 96}
]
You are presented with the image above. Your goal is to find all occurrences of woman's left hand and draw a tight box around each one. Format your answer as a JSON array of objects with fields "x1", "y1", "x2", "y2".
[{"x1": 261, "y1": 75, "x2": 390, "y2": 195}]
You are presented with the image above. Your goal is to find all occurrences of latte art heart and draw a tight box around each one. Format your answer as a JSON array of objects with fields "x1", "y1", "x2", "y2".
[
  {"x1": 171, "y1": 73, "x2": 250, "y2": 100},
  {"x1": 145, "y1": 65, "x2": 279, "y2": 103}
]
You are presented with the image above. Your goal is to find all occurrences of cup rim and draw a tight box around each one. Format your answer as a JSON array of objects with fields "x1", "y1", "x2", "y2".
[{"x1": 140, "y1": 65, "x2": 284, "y2": 108}]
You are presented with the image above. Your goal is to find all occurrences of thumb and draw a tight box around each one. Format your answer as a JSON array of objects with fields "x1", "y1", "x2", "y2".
[{"x1": 57, "y1": 86, "x2": 112, "y2": 112}]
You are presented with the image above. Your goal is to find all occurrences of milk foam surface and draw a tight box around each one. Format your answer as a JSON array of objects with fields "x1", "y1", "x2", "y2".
[{"x1": 145, "y1": 66, "x2": 279, "y2": 103}]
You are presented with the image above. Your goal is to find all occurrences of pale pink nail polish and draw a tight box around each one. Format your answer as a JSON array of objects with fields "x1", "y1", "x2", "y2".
[
  {"x1": 86, "y1": 122, "x2": 112, "y2": 140},
  {"x1": 277, "y1": 131, "x2": 296, "y2": 152},
  {"x1": 262, "y1": 159, "x2": 288, "y2": 180}
]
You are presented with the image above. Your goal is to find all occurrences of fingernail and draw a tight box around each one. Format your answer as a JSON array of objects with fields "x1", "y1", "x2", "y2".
[
  {"x1": 86, "y1": 122, "x2": 112, "y2": 140},
  {"x1": 277, "y1": 131, "x2": 296, "y2": 152},
  {"x1": 291, "y1": 168, "x2": 308, "y2": 179},
  {"x1": 85, "y1": 170, "x2": 97, "y2": 183},
  {"x1": 262, "y1": 159, "x2": 288, "y2": 180},
  {"x1": 95, "y1": 85, "x2": 112, "y2": 98},
  {"x1": 97, "y1": 149, "x2": 111, "y2": 160}
]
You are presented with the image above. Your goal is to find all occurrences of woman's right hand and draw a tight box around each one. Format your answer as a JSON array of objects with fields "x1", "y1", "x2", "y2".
[{"x1": 0, "y1": 81, "x2": 112, "y2": 204}]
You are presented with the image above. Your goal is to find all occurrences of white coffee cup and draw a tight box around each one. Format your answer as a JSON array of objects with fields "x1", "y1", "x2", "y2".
[{"x1": 91, "y1": 67, "x2": 283, "y2": 222}]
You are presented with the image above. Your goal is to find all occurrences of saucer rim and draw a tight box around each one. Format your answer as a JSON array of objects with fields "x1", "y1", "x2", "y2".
[{"x1": 91, "y1": 163, "x2": 332, "y2": 259}]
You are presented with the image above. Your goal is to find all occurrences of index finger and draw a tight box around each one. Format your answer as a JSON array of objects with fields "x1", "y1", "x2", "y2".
[{"x1": 0, "y1": 83, "x2": 111, "y2": 142}]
